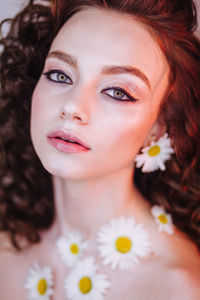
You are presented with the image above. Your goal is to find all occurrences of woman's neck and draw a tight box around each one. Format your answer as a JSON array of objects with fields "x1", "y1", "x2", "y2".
[{"x1": 51, "y1": 167, "x2": 150, "y2": 238}]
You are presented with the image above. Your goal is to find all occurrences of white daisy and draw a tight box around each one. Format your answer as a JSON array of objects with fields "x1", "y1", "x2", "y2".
[
  {"x1": 97, "y1": 217, "x2": 152, "y2": 270},
  {"x1": 135, "y1": 133, "x2": 174, "y2": 172},
  {"x1": 24, "y1": 262, "x2": 54, "y2": 300},
  {"x1": 151, "y1": 205, "x2": 174, "y2": 234},
  {"x1": 56, "y1": 231, "x2": 88, "y2": 267},
  {"x1": 65, "y1": 256, "x2": 110, "y2": 300}
]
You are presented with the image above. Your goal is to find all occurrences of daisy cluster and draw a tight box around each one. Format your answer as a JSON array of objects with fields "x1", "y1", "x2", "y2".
[
  {"x1": 56, "y1": 231, "x2": 110, "y2": 299},
  {"x1": 24, "y1": 206, "x2": 174, "y2": 299}
]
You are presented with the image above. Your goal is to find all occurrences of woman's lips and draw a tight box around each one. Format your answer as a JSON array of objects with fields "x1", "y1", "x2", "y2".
[{"x1": 46, "y1": 130, "x2": 91, "y2": 153}]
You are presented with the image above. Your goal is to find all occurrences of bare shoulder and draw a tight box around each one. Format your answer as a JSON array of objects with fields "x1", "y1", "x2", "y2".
[
  {"x1": 162, "y1": 234, "x2": 200, "y2": 299},
  {"x1": 0, "y1": 233, "x2": 17, "y2": 273},
  {"x1": 153, "y1": 235, "x2": 200, "y2": 300},
  {"x1": 124, "y1": 258, "x2": 200, "y2": 300},
  {"x1": 133, "y1": 214, "x2": 200, "y2": 300},
  {"x1": 162, "y1": 265, "x2": 200, "y2": 300},
  {"x1": 0, "y1": 247, "x2": 22, "y2": 299},
  {"x1": 0, "y1": 235, "x2": 22, "y2": 279},
  {"x1": 135, "y1": 256, "x2": 200, "y2": 300},
  {"x1": 0, "y1": 234, "x2": 34, "y2": 299}
]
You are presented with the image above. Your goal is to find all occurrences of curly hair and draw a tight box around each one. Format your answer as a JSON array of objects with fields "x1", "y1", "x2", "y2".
[{"x1": 0, "y1": 0, "x2": 200, "y2": 251}]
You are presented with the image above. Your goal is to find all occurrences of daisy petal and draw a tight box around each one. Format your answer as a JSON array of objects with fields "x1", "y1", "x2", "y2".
[
  {"x1": 56, "y1": 231, "x2": 88, "y2": 267},
  {"x1": 24, "y1": 262, "x2": 54, "y2": 300},
  {"x1": 64, "y1": 257, "x2": 110, "y2": 300},
  {"x1": 97, "y1": 217, "x2": 152, "y2": 270},
  {"x1": 151, "y1": 205, "x2": 174, "y2": 234},
  {"x1": 135, "y1": 133, "x2": 174, "y2": 173}
]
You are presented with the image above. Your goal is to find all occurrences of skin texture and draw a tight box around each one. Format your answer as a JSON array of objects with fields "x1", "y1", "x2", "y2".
[
  {"x1": 31, "y1": 8, "x2": 169, "y2": 182},
  {"x1": 30, "y1": 7, "x2": 170, "y2": 232},
  {"x1": 0, "y1": 7, "x2": 200, "y2": 300}
]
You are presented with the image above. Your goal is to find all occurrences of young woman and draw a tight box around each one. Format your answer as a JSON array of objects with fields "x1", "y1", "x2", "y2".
[{"x1": 0, "y1": 0, "x2": 200, "y2": 299}]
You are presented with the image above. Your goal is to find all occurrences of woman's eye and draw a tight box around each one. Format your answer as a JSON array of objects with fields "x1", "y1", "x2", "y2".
[
  {"x1": 102, "y1": 87, "x2": 137, "y2": 102},
  {"x1": 43, "y1": 70, "x2": 72, "y2": 84}
]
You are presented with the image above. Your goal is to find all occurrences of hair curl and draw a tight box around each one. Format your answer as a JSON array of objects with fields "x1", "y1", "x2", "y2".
[{"x1": 0, "y1": 0, "x2": 200, "y2": 250}]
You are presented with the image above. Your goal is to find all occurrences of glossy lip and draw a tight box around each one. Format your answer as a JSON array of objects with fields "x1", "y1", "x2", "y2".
[{"x1": 47, "y1": 129, "x2": 91, "y2": 150}]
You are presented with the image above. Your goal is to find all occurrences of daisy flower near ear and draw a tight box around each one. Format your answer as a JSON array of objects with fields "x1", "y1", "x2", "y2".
[
  {"x1": 151, "y1": 205, "x2": 174, "y2": 234},
  {"x1": 135, "y1": 133, "x2": 174, "y2": 173},
  {"x1": 56, "y1": 231, "x2": 88, "y2": 267},
  {"x1": 64, "y1": 256, "x2": 110, "y2": 300},
  {"x1": 97, "y1": 217, "x2": 152, "y2": 270},
  {"x1": 24, "y1": 262, "x2": 54, "y2": 300}
]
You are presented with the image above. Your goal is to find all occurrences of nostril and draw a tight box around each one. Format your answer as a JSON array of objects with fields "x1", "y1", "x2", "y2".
[
  {"x1": 59, "y1": 109, "x2": 88, "y2": 125},
  {"x1": 60, "y1": 111, "x2": 66, "y2": 118}
]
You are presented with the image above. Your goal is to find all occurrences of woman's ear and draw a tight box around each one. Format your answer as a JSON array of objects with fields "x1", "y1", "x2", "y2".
[{"x1": 142, "y1": 121, "x2": 167, "y2": 148}]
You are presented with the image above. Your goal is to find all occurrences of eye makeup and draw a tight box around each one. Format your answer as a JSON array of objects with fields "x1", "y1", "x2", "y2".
[
  {"x1": 43, "y1": 69, "x2": 73, "y2": 84},
  {"x1": 42, "y1": 68, "x2": 141, "y2": 104}
]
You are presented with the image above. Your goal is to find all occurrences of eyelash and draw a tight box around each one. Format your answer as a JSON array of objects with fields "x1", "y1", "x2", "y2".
[{"x1": 43, "y1": 69, "x2": 138, "y2": 103}]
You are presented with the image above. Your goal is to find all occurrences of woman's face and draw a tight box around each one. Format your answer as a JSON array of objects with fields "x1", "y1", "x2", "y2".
[{"x1": 31, "y1": 8, "x2": 169, "y2": 179}]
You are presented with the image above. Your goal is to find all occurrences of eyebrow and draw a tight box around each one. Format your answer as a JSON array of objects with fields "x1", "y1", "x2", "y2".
[{"x1": 47, "y1": 50, "x2": 151, "y2": 90}]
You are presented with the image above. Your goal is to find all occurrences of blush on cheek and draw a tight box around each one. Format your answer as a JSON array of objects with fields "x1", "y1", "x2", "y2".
[
  {"x1": 31, "y1": 86, "x2": 43, "y2": 113},
  {"x1": 31, "y1": 97, "x2": 40, "y2": 117},
  {"x1": 30, "y1": 86, "x2": 49, "y2": 126},
  {"x1": 31, "y1": 77, "x2": 49, "y2": 114},
  {"x1": 30, "y1": 92, "x2": 45, "y2": 138},
  {"x1": 117, "y1": 116, "x2": 152, "y2": 143}
]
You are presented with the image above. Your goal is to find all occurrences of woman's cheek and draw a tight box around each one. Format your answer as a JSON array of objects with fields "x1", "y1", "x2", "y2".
[
  {"x1": 31, "y1": 83, "x2": 49, "y2": 123},
  {"x1": 30, "y1": 86, "x2": 46, "y2": 140}
]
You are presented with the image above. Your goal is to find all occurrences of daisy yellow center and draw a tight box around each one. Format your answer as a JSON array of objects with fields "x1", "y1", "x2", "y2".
[
  {"x1": 70, "y1": 243, "x2": 79, "y2": 254},
  {"x1": 158, "y1": 214, "x2": 168, "y2": 224},
  {"x1": 79, "y1": 277, "x2": 92, "y2": 294},
  {"x1": 37, "y1": 278, "x2": 47, "y2": 295},
  {"x1": 148, "y1": 145, "x2": 160, "y2": 157},
  {"x1": 115, "y1": 236, "x2": 132, "y2": 253}
]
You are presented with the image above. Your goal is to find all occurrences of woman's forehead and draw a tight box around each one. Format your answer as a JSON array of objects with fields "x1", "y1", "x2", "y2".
[{"x1": 49, "y1": 7, "x2": 169, "y2": 92}]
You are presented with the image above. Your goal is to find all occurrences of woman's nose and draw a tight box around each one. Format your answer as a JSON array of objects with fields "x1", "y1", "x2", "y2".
[{"x1": 59, "y1": 87, "x2": 91, "y2": 125}]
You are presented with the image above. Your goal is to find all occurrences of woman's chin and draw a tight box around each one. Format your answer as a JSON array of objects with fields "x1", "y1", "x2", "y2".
[{"x1": 39, "y1": 156, "x2": 92, "y2": 180}]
